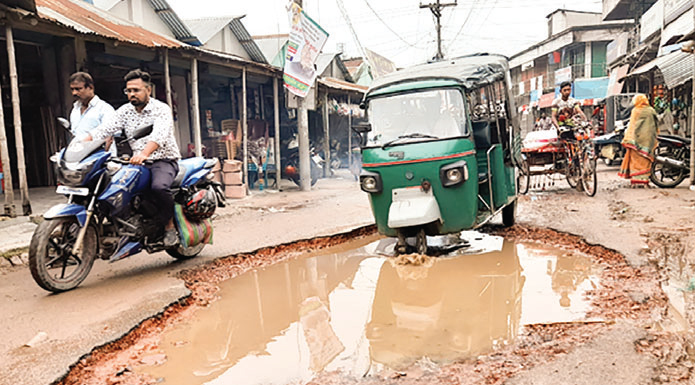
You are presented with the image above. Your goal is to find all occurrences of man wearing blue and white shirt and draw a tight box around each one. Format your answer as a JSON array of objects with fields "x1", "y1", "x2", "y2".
[
  {"x1": 68, "y1": 72, "x2": 116, "y2": 156},
  {"x1": 87, "y1": 69, "x2": 181, "y2": 247}
]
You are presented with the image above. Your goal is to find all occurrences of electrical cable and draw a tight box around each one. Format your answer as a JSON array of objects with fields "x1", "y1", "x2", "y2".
[{"x1": 362, "y1": 0, "x2": 421, "y2": 48}]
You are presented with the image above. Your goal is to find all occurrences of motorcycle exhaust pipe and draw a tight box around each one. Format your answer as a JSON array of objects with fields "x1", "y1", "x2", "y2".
[{"x1": 655, "y1": 155, "x2": 689, "y2": 170}]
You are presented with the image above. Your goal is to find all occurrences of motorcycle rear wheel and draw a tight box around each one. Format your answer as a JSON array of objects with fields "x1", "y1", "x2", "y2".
[
  {"x1": 29, "y1": 217, "x2": 97, "y2": 293},
  {"x1": 166, "y1": 243, "x2": 205, "y2": 260},
  {"x1": 650, "y1": 147, "x2": 687, "y2": 188}
]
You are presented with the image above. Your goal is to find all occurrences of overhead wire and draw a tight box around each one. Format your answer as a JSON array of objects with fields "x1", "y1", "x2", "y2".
[{"x1": 361, "y1": 0, "x2": 421, "y2": 48}]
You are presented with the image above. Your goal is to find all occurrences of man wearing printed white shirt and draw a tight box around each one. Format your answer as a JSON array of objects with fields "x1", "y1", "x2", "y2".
[
  {"x1": 86, "y1": 69, "x2": 181, "y2": 247},
  {"x1": 68, "y1": 72, "x2": 116, "y2": 156}
]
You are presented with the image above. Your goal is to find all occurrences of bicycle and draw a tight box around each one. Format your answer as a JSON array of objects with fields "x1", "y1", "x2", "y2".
[{"x1": 564, "y1": 121, "x2": 597, "y2": 197}]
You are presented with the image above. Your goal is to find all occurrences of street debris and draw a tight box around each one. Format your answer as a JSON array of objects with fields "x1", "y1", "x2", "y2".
[{"x1": 24, "y1": 331, "x2": 48, "y2": 348}]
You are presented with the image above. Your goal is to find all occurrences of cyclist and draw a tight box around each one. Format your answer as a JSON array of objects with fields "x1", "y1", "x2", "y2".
[{"x1": 551, "y1": 81, "x2": 587, "y2": 139}]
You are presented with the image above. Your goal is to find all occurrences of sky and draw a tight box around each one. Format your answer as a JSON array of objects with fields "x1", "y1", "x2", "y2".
[{"x1": 167, "y1": 0, "x2": 603, "y2": 67}]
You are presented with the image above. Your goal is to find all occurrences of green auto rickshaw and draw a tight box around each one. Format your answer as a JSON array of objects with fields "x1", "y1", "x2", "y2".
[{"x1": 354, "y1": 54, "x2": 524, "y2": 254}]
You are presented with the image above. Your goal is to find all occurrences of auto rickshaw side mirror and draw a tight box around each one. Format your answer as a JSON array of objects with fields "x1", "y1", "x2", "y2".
[
  {"x1": 352, "y1": 123, "x2": 371, "y2": 147},
  {"x1": 352, "y1": 122, "x2": 372, "y2": 134}
]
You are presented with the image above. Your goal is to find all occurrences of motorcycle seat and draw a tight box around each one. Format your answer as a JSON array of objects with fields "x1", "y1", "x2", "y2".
[{"x1": 171, "y1": 165, "x2": 187, "y2": 188}]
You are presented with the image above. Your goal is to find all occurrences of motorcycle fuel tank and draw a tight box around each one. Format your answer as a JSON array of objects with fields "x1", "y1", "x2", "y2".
[{"x1": 99, "y1": 165, "x2": 151, "y2": 215}]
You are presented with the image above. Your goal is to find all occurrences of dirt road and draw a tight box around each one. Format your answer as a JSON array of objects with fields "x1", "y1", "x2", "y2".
[{"x1": 2, "y1": 165, "x2": 695, "y2": 384}]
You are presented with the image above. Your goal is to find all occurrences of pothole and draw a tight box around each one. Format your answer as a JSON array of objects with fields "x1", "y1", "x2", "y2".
[{"x1": 56, "y1": 225, "x2": 670, "y2": 385}]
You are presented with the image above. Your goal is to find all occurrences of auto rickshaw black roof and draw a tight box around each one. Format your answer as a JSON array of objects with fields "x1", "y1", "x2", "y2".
[{"x1": 367, "y1": 53, "x2": 510, "y2": 97}]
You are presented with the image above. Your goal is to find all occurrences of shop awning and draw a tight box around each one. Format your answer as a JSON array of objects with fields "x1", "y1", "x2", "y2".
[{"x1": 620, "y1": 50, "x2": 695, "y2": 89}]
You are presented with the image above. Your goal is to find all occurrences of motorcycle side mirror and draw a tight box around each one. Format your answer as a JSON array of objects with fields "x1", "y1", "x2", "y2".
[
  {"x1": 130, "y1": 124, "x2": 153, "y2": 141},
  {"x1": 57, "y1": 117, "x2": 70, "y2": 130}
]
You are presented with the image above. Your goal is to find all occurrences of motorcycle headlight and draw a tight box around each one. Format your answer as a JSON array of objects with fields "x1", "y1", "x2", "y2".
[
  {"x1": 360, "y1": 171, "x2": 382, "y2": 193},
  {"x1": 58, "y1": 158, "x2": 98, "y2": 186},
  {"x1": 440, "y1": 160, "x2": 468, "y2": 188}
]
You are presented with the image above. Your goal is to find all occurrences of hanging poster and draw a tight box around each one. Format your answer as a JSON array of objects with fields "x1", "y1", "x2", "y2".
[{"x1": 284, "y1": 2, "x2": 329, "y2": 98}]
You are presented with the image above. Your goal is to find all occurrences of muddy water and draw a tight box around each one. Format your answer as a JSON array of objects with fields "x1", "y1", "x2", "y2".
[{"x1": 140, "y1": 233, "x2": 599, "y2": 384}]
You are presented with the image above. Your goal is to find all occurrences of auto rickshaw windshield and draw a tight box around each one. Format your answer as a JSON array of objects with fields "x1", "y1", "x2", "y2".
[{"x1": 366, "y1": 88, "x2": 468, "y2": 147}]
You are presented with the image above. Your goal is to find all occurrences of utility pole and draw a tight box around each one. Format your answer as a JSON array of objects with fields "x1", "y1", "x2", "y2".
[
  {"x1": 420, "y1": 0, "x2": 457, "y2": 60},
  {"x1": 295, "y1": 0, "x2": 311, "y2": 191}
]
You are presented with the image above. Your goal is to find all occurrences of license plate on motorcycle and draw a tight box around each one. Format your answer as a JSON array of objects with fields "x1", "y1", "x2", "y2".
[{"x1": 56, "y1": 185, "x2": 89, "y2": 196}]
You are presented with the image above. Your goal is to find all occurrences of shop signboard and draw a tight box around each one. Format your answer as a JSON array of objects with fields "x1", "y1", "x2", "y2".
[
  {"x1": 607, "y1": 33, "x2": 628, "y2": 64},
  {"x1": 283, "y1": 2, "x2": 329, "y2": 98},
  {"x1": 641, "y1": 0, "x2": 664, "y2": 42},
  {"x1": 554, "y1": 66, "x2": 572, "y2": 85},
  {"x1": 664, "y1": 0, "x2": 691, "y2": 25}
]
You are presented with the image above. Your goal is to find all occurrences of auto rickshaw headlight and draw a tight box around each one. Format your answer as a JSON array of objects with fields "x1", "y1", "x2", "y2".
[
  {"x1": 440, "y1": 160, "x2": 468, "y2": 188},
  {"x1": 360, "y1": 170, "x2": 382, "y2": 193}
]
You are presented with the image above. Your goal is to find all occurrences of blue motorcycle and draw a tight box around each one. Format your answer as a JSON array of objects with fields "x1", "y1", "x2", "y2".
[{"x1": 29, "y1": 122, "x2": 225, "y2": 292}]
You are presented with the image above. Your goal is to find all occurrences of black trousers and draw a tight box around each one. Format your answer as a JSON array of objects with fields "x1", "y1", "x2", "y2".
[{"x1": 145, "y1": 159, "x2": 179, "y2": 229}]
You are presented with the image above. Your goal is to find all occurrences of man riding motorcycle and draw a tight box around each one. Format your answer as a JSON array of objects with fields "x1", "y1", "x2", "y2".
[{"x1": 85, "y1": 69, "x2": 181, "y2": 247}]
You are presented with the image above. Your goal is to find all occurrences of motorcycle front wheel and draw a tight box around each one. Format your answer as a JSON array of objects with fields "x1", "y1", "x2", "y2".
[
  {"x1": 650, "y1": 146, "x2": 688, "y2": 188},
  {"x1": 29, "y1": 217, "x2": 97, "y2": 293}
]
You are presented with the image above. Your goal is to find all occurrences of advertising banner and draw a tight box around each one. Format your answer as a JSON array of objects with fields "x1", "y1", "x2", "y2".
[
  {"x1": 554, "y1": 66, "x2": 572, "y2": 85},
  {"x1": 284, "y1": 2, "x2": 329, "y2": 98}
]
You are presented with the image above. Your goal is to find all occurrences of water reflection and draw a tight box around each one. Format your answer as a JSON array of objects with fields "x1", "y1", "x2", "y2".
[
  {"x1": 140, "y1": 235, "x2": 597, "y2": 385},
  {"x1": 366, "y1": 239, "x2": 524, "y2": 369}
]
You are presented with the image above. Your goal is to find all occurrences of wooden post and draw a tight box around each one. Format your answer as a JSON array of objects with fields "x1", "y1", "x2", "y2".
[
  {"x1": 0, "y1": 67, "x2": 14, "y2": 217},
  {"x1": 323, "y1": 91, "x2": 330, "y2": 177},
  {"x1": 273, "y1": 77, "x2": 281, "y2": 189},
  {"x1": 6, "y1": 25, "x2": 30, "y2": 215},
  {"x1": 164, "y1": 49, "x2": 173, "y2": 111},
  {"x1": 347, "y1": 94, "x2": 352, "y2": 171},
  {"x1": 690, "y1": 0, "x2": 695, "y2": 187},
  {"x1": 242, "y1": 67, "x2": 249, "y2": 192},
  {"x1": 191, "y1": 58, "x2": 202, "y2": 157}
]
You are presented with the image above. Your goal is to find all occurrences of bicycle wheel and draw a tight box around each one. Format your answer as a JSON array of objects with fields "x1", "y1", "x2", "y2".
[
  {"x1": 565, "y1": 152, "x2": 581, "y2": 189},
  {"x1": 581, "y1": 146, "x2": 597, "y2": 197}
]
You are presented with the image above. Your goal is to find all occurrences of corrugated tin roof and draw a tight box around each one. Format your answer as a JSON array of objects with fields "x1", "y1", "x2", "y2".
[
  {"x1": 622, "y1": 50, "x2": 694, "y2": 88},
  {"x1": 193, "y1": 46, "x2": 280, "y2": 74},
  {"x1": 147, "y1": 0, "x2": 200, "y2": 45},
  {"x1": 185, "y1": 17, "x2": 236, "y2": 44},
  {"x1": 185, "y1": 16, "x2": 267, "y2": 64},
  {"x1": 319, "y1": 77, "x2": 367, "y2": 93},
  {"x1": 228, "y1": 17, "x2": 267, "y2": 64},
  {"x1": 35, "y1": 0, "x2": 183, "y2": 48}
]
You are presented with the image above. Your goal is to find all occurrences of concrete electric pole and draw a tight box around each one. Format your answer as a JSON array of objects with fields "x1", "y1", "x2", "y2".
[{"x1": 420, "y1": 0, "x2": 457, "y2": 60}]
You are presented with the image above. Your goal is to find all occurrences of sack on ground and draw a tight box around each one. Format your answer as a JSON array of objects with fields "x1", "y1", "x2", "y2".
[{"x1": 174, "y1": 204, "x2": 213, "y2": 248}]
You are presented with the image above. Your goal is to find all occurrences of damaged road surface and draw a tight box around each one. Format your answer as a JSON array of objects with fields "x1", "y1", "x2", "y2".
[{"x1": 57, "y1": 225, "x2": 676, "y2": 385}]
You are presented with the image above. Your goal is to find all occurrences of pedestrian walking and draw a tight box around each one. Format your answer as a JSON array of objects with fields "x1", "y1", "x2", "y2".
[
  {"x1": 68, "y1": 72, "x2": 116, "y2": 156},
  {"x1": 618, "y1": 94, "x2": 658, "y2": 187}
]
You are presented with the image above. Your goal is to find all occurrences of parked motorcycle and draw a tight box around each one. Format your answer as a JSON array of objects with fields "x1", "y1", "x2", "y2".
[
  {"x1": 649, "y1": 134, "x2": 690, "y2": 188},
  {"x1": 281, "y1": 133, "x2": 323, "y2": 186},
  {"x1": 593, "y1": 119, "x2": 626, "y2": 166},
  {"x1": 29, "y1": 120, "x2": 225, "y2": 292}
]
